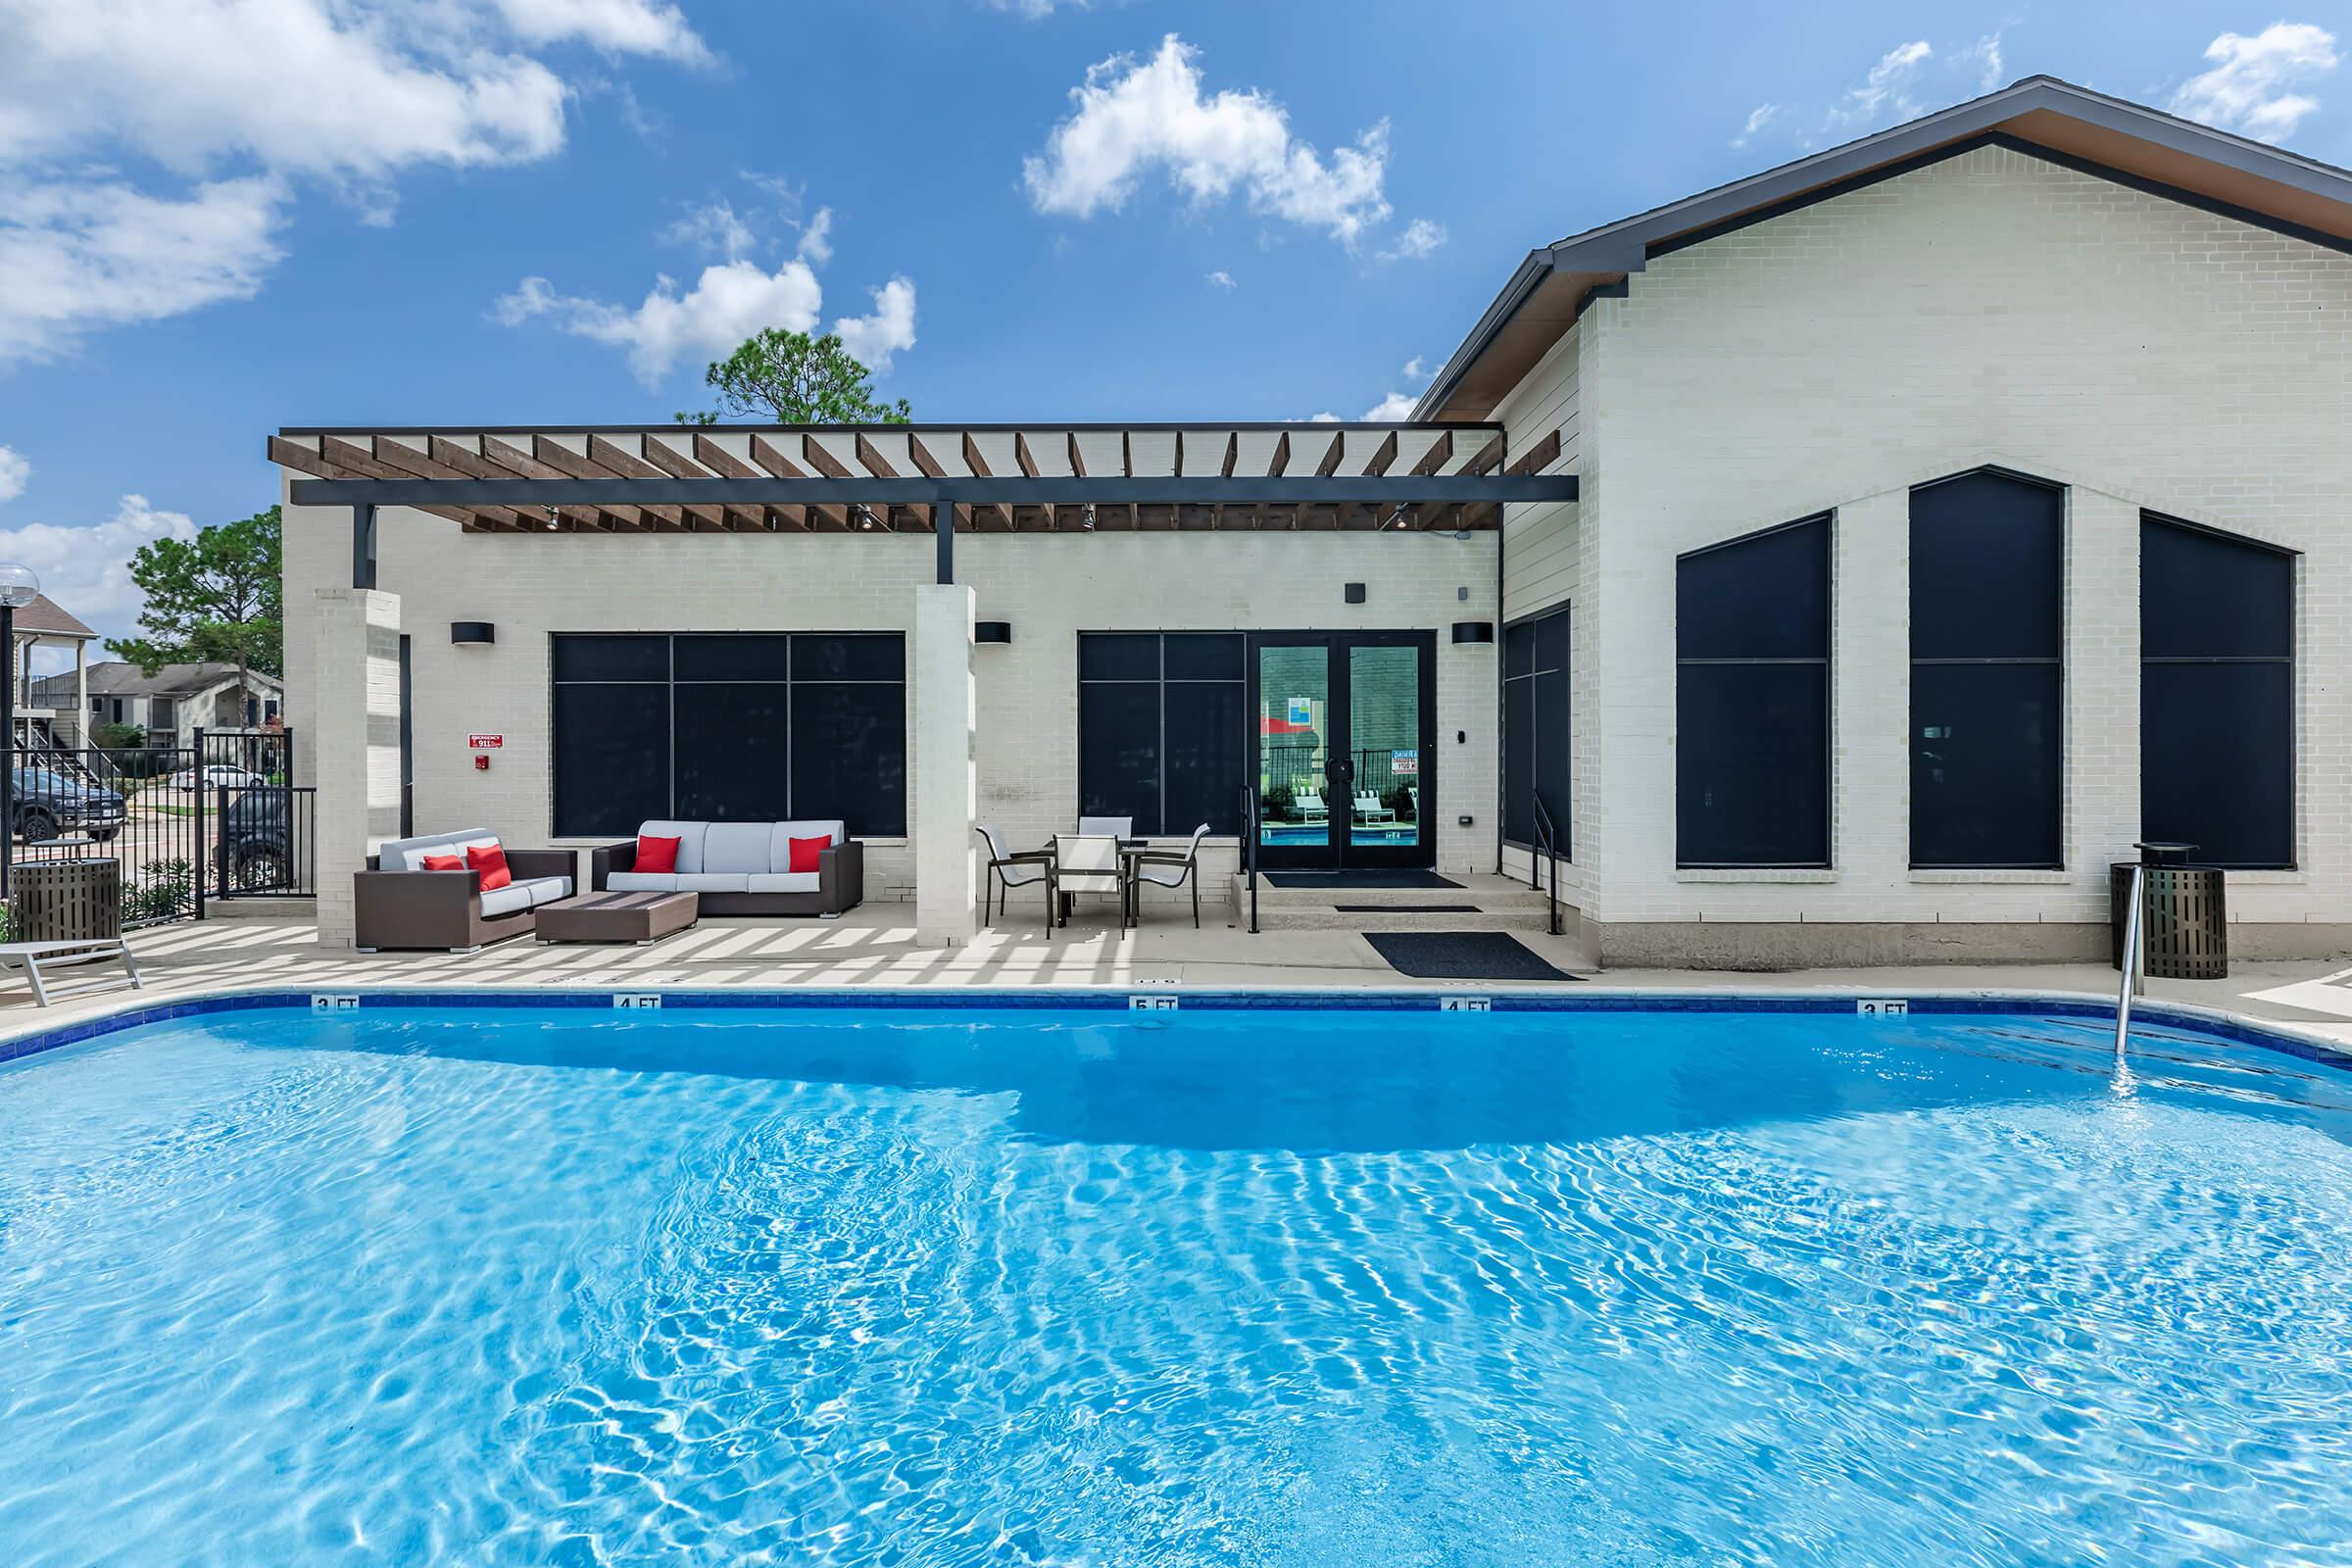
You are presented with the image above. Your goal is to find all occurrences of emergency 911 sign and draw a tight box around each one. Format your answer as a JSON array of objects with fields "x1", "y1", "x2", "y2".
[{"x1": 467, "y1": 734, "x2": 503, "y2": 750}]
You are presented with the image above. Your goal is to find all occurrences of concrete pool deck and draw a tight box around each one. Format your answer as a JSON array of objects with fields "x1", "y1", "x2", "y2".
[{"x1": 8, "y1": 904, "x2": 2352, "y2": 1051}]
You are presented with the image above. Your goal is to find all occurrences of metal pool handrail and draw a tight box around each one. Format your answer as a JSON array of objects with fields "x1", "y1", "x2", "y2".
[
  {"x1": 1530, "y1": 795, "x2": 1562, "y2": 938},
  {"x1": 2115, "y1": 861, "x2": 2146, "y2": 1057}
]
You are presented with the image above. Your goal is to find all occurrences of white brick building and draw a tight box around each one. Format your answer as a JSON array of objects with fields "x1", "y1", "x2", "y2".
[{"x1": 277, "y1": 76, "x2": 2352, "y2": 966}]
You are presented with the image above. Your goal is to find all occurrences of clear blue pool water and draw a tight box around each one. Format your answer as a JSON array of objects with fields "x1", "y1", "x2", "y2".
[{"x1": 4, "y1": 1002, "x2": 2351, "y2": 1566}]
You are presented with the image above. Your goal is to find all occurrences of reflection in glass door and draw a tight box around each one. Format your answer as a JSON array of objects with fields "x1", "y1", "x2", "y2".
[
  {"x1": 1255, "y1": 643, "x2": 1331, "y2": 862},
  {"x1": 1250, "y1": 632, "x2": 1435, "y2": 869}
]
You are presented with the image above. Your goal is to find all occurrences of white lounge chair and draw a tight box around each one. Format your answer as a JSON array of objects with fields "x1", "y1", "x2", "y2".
[
  {"x1": 1131, "y1": 824, "x2": 1211, "y2": 928},
  {"x1": 1295, "y1": 790, "x2": 1328, "y2": 825},
  {"x1": 1354, "y1": 791, "x2": 1395, "y2": 823},
  {"x1": 0, "y1": 938, "x2": 143, "y2": 1007},
  {"x1": 1053, "y1": 833, "x2": 1128, "y2": 928}
]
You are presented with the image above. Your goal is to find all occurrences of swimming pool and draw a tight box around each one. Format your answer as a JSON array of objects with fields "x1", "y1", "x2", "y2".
[{"x1": 4, "y1": 993, "x2": 2350, "y2": 1565}]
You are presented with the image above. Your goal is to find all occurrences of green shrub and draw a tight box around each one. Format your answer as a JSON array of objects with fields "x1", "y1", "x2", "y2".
[{"x1": 122, "y1": 858, "x2": 194, "y2": 923}]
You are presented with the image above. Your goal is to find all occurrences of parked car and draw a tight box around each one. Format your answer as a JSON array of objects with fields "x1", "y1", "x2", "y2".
[
  {"x1": 169, "y1": 764, "x2": 265, "y2": 793},
  {"x1": 9, "y1": 766, "x2": 126, "y2": 843},
  {"x1": 216, "y1": 786, "x2": 296, "y2": 891}
]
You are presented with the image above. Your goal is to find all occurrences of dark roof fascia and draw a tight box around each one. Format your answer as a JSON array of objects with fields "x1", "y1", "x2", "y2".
[{"x1": 1416, "y1": 74, "x2": 2352, "y2": 418}]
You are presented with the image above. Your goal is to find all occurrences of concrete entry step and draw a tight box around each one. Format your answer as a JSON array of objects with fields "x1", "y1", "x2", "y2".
[{"x1": 1227, "y1": 871, "x2": 1564, "y2": 934}]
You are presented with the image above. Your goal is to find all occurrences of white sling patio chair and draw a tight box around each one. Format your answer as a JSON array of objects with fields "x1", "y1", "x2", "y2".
[
  {"x1": 1354, "y1": 791, "x2": 1395, "y2": 823},
  {"x1": 977, "y1": 824, "x2": 1054, "y2": 935},
  {"x1": 1131, "y1": 823, "x2": 1211, "y2": 928},
  {"x1": 1077, "y1": 815, "x2": 1133, "y2": 839},
  {"x1": 1052, "y1": 833, "x2": 1128, "y2": 929},
  {"x1": 0, "y1": 938, "x2": 143, "y2": 1007},
  {"x1": 1294, "y1": 789, "x2": 1328, "y2": 825}
]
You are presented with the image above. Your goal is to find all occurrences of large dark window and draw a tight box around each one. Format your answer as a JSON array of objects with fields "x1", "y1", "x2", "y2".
[
  {"x1": 1078, "y1": 633, "x2": 1244, "y2": 835},
  {"x1": 1911, "y1": 470, "x2": 2064, "y2": 868},
  {"x1": 1502, "y1": 607, "x2": 1569, "y2": 855},
  {"x1": 1677, "y1": 515, "x2": 1831, "y2": 867},
  {"x1": 551, "y1": 632, "x2": 905, "y2": 838},
  {"x1": 2141, "y1": 515, "x2": 2294, "y2": 867}
]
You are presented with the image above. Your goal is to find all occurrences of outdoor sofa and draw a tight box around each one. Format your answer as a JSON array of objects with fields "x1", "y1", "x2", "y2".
[
  {"x1": 356, "y1": 830, "x2": 575, "y2": 952},
  {"x1": 591, "y1": 819, "x2": 863, "y2": 917}
]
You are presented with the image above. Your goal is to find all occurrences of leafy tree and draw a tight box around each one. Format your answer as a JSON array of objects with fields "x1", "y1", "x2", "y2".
[
  {"x1": 107, "y1": 505, "x2": 283, "y2": 724},
  {"x1": 674, "y1": 329, "x2": 910, "y2": 424}
]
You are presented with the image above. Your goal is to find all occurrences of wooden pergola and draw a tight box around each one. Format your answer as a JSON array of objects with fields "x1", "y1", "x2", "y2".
[{"x1": 270, "y1": 420, "x2": 1576, "y2": 586}]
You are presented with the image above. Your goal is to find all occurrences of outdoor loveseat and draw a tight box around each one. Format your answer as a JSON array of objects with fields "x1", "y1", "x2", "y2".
[
  {"x1": 591, "y1": 819, "x2": 863, "y2": 917},
  {"x1": 356, "y1": 830, "x2": 575, "y2": 952}
]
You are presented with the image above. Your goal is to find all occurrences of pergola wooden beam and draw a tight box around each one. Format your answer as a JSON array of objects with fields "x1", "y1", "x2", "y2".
[
  {"x1": 587, "y1": 435, "x2": 725, "y2": 531},
  {"x1": 1407, "y1": 429, "x2": 1454, "y2": 477},
  {"x1": 366, "y1": 438, "x2": 531, "y2": 531},
  {"x1": 1360, "y1": 429, "x2": 1398, "y2": 477},
  {"x1": 1314, "y1": 431, "x2": 1346, "y2": 476},
  {"x1": 425, "y1": 436, "x2": 604, "y2": 530},
  {"x1": 958, "y1": 433, "x2": 1013, "y2": 529},
  {"x1": 539, "y1": 436, "x2": 683, "y2": 532},
  {"x1": 269, "y1": 437, "x2": 474, "y2": 527},
  {"x1": 750, "y1": 434, "x2": 848, "y2": 529},
  {"x1": 641, "y1": 435, "x2": 768, "y2": 530}
]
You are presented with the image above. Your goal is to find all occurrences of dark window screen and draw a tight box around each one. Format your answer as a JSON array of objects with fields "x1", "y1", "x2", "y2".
[
  {"x1": 1077, "y1": 633, "x2": 1244, "y2": 836},
  {"x1": 1502, "y1": 608, "x2": 1570, "y2": 854},
  {"x1": 551, "y1": 633, "x2": 905, "y2": 837},
  {"x1": 1676, "y1": 516, "x2": 1830, "y2": 867},
  {"x1": 1910, "y1": 472, "x2": 2064, "y2": 867},
  {"x1": 2141, "y1": 515, "x2": 2294, "y2": 867}
]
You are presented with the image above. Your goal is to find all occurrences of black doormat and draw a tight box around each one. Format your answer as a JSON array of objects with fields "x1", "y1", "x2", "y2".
[
  {"x1": 1363, "y1": 931, "x2": 1578, "y2": 982},
  {"x1": 1334, "y1": 903, "x2": 1482, "y2": 913},
  {"x1": 1265, "y1": 870, "x2": 1462, "y2": 889}
]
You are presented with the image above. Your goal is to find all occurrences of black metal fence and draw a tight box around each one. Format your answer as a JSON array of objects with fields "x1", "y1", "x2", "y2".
[
  {"x1": 4, "y1": 730, "x2": 313, "y2": 930},
  {"x1": 1257, "y1": 743, "x2": 1426, "y2": 822}
]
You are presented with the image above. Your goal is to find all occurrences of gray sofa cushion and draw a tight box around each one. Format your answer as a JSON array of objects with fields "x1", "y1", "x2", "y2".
[
  {"x1": 703, "y1": 823, "x2": 774, "y2": 876},
  {"x1": 636, "y1": 820, "x2": 709, "y2": 874},
  {"x1": 674, "y1": 872, "x2": 750, "y2": 893},
  {"x1": 768, "y1": 820, "x2": 845, "y2": 870},
  {"x1": 378, "y1": 829, "x2": 502, "y2": 871},
  {"x1": 747, "y1": 871, "x2": 820, "y2": 894},
  {"x1": 479, "y1": 883, "x2": 535, "y2": 918},
  {"x1": 520, "y1": 876, "x2": 573, "y2": 906},
  {"x1": 606, "y1": 871, "x2": 679, "y2": 894}
]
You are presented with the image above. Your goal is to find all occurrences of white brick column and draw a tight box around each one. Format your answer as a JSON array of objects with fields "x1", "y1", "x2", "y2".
[
  {"x1": 913, "y1": 583, "x2": 978, "y2": 945},
  {"x1": 309, "y1": 587, "x2": 402, "y2": 948}
]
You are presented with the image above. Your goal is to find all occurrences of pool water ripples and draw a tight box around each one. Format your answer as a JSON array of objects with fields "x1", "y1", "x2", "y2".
[{"x1": 3, "y1": 1005, "x2": 2351, "y2": 1565}]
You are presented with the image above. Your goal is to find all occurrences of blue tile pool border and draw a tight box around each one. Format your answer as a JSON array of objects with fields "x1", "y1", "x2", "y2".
[{"x1": 3, "y1": 985, "x2": 2348, "y2": 1075}]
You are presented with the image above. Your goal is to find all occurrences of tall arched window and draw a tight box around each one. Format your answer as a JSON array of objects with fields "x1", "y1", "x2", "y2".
[
  {"x1": 1910, "y1": 470, "x2": 2064, "y2": 869},
  {"x1": 2141, "y1": 515, "x2": 2294, "y2": 867},
  {"x1": 1677, "y1": 514, "x2": 1831, "y2": 867}
]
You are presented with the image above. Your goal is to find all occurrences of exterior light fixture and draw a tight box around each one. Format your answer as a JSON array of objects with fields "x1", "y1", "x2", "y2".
[
  {"x1": 451, "y1": 622, "x2": 497, "y2": 646},
  {"x1": 1450, "y1": 621, "x2": 1495, "y2": 645},
  {"x1": 1082, "y1": 503, "x2": 1097, "y2": 531},
  {"x1": 0, "y1": 564, "x2": 39, "y2": 610},
  {"x1": 975, "y1": 621, "x2": 1013, "y2": 645}
]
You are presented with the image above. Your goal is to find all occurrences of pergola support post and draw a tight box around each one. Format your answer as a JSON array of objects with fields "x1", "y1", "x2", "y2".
[
  {"x1": 935, "y1": 498, "x2": 955, "y2": 585},
  {"x1": 912, "y1": 583, "x2": 978, "y2": 947},
  {"x1": 352, "y1": 504, "x2": 378, "y2": 590}
]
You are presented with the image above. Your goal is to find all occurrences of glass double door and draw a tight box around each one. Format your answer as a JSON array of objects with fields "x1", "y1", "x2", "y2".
[{"x1": 1250, "y1": 631, "x2": 1436, "y2": 869}]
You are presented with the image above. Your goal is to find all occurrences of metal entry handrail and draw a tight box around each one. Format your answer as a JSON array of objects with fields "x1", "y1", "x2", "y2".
[
  {"x1": 1240, "y1": 785, "x2": 1260, "y2": 935},
  {"x1": 1530, "y1": 795, "x2": 1562, "y2": 938},
  {"x1": 2115, "y1": 862, "x2": 2145, "y2": 1056}
]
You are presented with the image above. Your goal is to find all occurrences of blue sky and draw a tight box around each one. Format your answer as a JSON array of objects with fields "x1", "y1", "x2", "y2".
[{"x1": 0, "y1": 1, "x2": 2343, "y2": 654}]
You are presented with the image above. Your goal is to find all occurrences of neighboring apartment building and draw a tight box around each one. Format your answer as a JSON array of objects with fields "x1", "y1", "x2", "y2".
[
  {"x1": 273, "y1": 77, "x2": 2352, "y2": 964},
  {"x1": 31, "y1": 662, "x2": 286, "y2": 749},
  {"x1": 7, "y1": 594, "x2": 100, "y2": 748}
]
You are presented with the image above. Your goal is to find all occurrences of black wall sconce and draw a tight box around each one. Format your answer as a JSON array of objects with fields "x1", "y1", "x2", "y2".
[
  {"x1": 1450, "y1": 621, "x2": 1495, "y2": 644},
  {"x1": 451, "y1": 621, "x2": 496, "y2": 646},
  {"x1": 1344, "y1": 582, "x2": 1367, "y2": 605},
  {"x1": 975, "y1": 621, "x2": 1013, "y2": 645}
]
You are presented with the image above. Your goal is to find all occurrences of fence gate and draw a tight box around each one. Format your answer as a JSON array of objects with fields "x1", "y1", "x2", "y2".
[{"x1": 3, "y1": 728, "x2": 314, "y2": 934}]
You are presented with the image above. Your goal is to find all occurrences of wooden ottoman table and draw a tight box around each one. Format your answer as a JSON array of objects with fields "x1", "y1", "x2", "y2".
[{"x1": 534, "y1": 890, "x2": 700, "y2": 945}]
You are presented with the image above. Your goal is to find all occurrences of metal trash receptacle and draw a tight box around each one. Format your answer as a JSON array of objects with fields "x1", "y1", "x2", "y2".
[
  {"x1": 8, "y1": 857, "x2": 123, "y2": 943},
  {"x1": 2111, "y1": 841, "x2": 2227, "y2": 980}
]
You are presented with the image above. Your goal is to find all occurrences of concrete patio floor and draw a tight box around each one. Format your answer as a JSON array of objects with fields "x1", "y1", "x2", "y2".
[{"x1": 10, "y1": 903, "x2": 2352, "y2": 1052}]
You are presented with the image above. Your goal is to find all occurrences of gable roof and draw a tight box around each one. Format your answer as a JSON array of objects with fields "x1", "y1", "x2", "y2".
[
  {"x1": 1419, "y1": 75, "x2": 2352, "y2": 420},
  {"x1": 8, "y1": 594, "x2": 96, "y2": 640},
  {"x1": 27, "y1": 661, "x2": 283, "y2": 701}
]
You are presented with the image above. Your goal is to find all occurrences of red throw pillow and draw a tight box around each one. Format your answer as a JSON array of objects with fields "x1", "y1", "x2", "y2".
[
  {"x1": 421, "y1": 854, "x2": 464, "y2": 871},
  {"x1": 788, "y1": 835, "x2": 830, "y2": 874},
  {"x1": 636, "y1": 834, "x2": 681, "y2": 874},
  {"x1": 465, "y1": 843, "x2": 513, "y2": 892}
]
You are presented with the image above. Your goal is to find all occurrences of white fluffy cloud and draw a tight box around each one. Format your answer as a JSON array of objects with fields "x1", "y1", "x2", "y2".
[
  {"x1": 1377, "y1": 218, "x2": 1446, "y2": 261},
  {"x1": 0, "y1": 494, "x2": 197, "y2": 661},
  {"x1": 1362, "y1": 390, "x2": 1420, "y2": 421},
  {"x1": 497, "y1": 259, "x2": 827, "y2": 385},
  {"x1": 0, "y1": 175, "x2": 286, "y2": 363},
  {"x1": 1732, "y1": 102, "x2": 1781, "y2": 149},
  {"x1": 0, "y1": 444, "x2": 28, "y2": 505},
  {"x1": 2172, "y1": 23, "x2": 2339, "y2": 144},
  {"x1": 832, "y1": 276, "x2": 917, "y2": 373},
  {"x1": 1024, "y1": 34, "x2": 1396, "y2": 246},
  {"x1": 0, "y1": 0, "x2": 706, "y2": 362},
  {"x1": 1830, "y1": 40, "x2": 1934, "y2": 128},
  {"x1": 1205, "y1": 269, "x2": 1236, "y2": 289}
]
